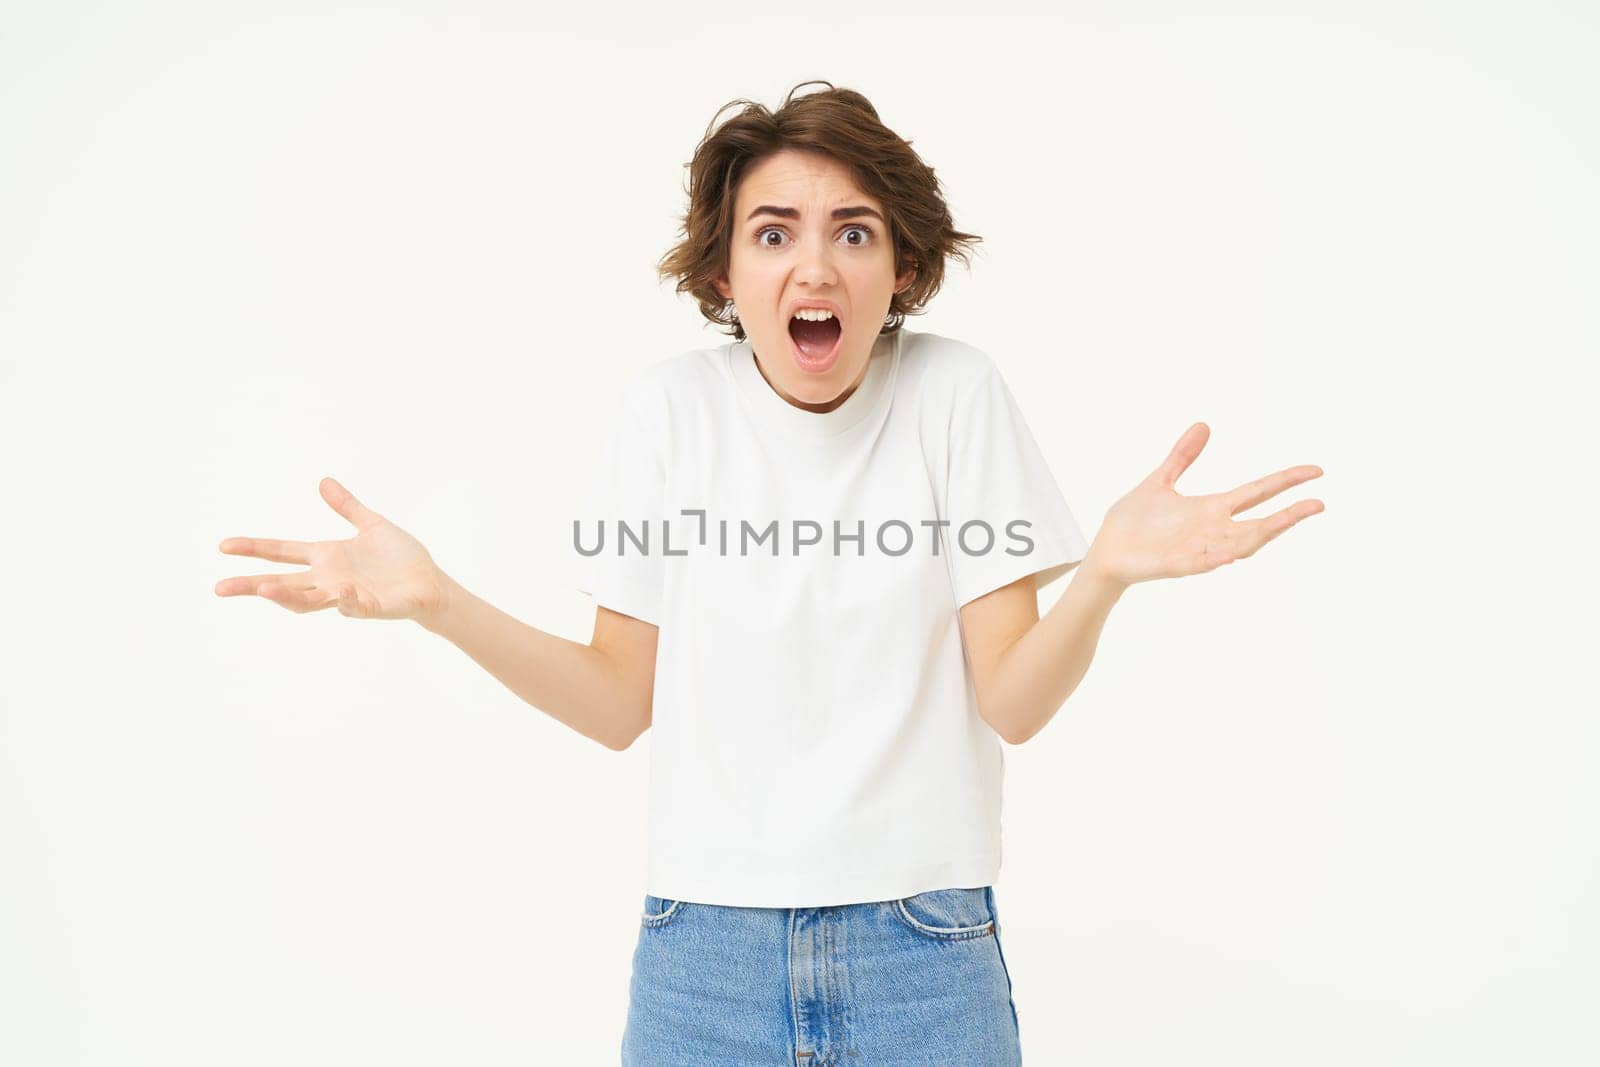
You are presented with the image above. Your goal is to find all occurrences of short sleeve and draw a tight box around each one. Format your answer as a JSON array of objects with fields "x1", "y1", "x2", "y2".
[
  {"x1": 571, "y1": 386, "x2": 667, "y2": 626},
  {"x1": 943, "y1": 363, "x2": 1091, "y2": 609}
]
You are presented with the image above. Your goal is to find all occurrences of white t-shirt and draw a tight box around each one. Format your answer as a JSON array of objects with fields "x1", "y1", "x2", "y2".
[{"x1": 572, "y1": 327, "x2": 1090, "y2": 907}]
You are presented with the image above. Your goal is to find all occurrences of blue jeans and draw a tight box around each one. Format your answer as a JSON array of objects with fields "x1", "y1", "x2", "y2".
[{"x1": 621, "y1": 886, "x2": 1023, "y2": 1064}]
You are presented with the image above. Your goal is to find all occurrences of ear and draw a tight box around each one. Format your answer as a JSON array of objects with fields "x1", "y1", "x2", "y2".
[
  {"x1": 713, "y1": 273, "x2": 732, "y2": 301},
  {"x1": 894, "y1": 255, "x2": 918, "y2": 295},
  {"x1": 895, "y1": 264, "x2": 917, "y2": 295}
]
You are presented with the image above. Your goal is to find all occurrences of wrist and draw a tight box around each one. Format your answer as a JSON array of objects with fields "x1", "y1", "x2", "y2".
[
  {"x1": 416, "y1": 572, "x2": 466, "y2": 636},
  {"x1": 1075, "y1": 551, "x2": 1130, "y2": 600}
]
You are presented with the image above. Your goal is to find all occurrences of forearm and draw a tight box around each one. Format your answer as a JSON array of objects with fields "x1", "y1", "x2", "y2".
[
  {"x1": 415, "y1": 575, "x2": 642, "y2": 751},
  {"x1": 984, "y1": 561, "x2": 1128, "y2": 745}
]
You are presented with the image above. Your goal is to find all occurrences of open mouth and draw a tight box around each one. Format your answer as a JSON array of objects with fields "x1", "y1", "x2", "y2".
[{"x1": 787, "y1": 310, "x2": 844, "y2": 373}]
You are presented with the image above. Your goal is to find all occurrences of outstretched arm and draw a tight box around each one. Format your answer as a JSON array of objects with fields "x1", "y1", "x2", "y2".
[
  {"x1": 216, "y1": 476, "x2": 656, "y2": 751},
  {"x1": 420, "y1": 585, "x2": 657, "y2": 752},
  {"x1": 961, "y1": 423, "x2": 1324, "y2": 745},
  {"x1": 962, "y1": 562, "x2": 1124, "y2": 746}
]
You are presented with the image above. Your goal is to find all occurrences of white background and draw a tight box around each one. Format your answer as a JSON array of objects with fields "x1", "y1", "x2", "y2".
[{"x1": 3, "y1": 2, "x2": 1596, "y2": 1064}]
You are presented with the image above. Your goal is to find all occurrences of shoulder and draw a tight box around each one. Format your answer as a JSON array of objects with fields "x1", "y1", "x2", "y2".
[
  {"x1": 612, "y1": 343, "x2": 731, "y2": 419},
  {"x1": 899, "y1": 329, "x2": 997, "y2": 380},
  {"x1": 895, "y1": 329, "x2": 1004, "y2": 414}
]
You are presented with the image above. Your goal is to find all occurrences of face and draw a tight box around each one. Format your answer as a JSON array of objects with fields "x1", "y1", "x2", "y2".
[{"x1": 714, "y1": 149, "x2": 914, "y2": 413}]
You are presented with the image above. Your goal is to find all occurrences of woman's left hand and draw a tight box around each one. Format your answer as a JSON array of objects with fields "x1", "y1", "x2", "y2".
[{"x1": 1080, "y1": 422, "x2": 1324, "y2": 588}]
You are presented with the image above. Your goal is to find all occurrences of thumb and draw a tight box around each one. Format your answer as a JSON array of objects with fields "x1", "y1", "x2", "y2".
[
  {"x1": 320, "y1": 476, "x2": 381, "y2": 532},
  {"x1": 1148, "y1": 422, "x2": 1209, "y2": 489}
]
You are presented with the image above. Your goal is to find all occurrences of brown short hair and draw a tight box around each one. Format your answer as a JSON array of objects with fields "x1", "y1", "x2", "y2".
[{"x1": 656, "y1": 81, "x2": 983, "y2": 340}]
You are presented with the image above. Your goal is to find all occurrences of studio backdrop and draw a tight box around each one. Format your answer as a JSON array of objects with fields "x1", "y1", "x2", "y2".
[{"x1": 2, "y1": 3, "x2": 1595, "y2": 1064}]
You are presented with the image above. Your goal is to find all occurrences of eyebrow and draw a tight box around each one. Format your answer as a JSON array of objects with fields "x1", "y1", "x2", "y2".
[{"x1": 745, "y1": 204, "x2": 886, "y2": 224}]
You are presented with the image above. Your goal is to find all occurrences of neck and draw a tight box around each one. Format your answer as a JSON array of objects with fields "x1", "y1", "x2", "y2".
[{"x1": 752, "y1": 348, "x2": 873, "y2": 414}]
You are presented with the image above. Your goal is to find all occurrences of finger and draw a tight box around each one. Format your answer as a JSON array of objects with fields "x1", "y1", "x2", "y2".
[
  {"x1": 1225, "y1": 465, "x2": 1325, "y2": 516},
  {"x1": 1150, "y1": 422, "x2": 1210, "y2": 489},
  {"x1": 258, "y1": 580, "x2": 343, "y2": 614},
  {"x1": 214, "y1": 571, "x2": 317, "y2": 597},
  {"x1": 218, "y1": 537, "x2": 313, "y2": 564},
  {"x1": 1232, "y1": 498, "x2": 1325, "y2": 558},
  {"x1": 320, "y1": 476, "x2": 382, "y2": 532},
  {"x1": 334, "y1": 582, "x2": 370, "y2": 619}
]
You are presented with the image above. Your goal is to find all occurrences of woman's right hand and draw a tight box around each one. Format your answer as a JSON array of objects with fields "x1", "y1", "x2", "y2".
[{"x1": 215, "y1": 476, "x2": 452, "y2": 624}]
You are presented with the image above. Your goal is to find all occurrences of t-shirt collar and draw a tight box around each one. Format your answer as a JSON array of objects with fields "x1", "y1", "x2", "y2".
[{"x1": 727, "y1": 328, "x2": 901, "y2": 439}]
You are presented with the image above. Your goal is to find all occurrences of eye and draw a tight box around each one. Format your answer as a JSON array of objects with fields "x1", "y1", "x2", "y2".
[{"x1": 753, "y1": 224, "x2": 875, "y2": 249}]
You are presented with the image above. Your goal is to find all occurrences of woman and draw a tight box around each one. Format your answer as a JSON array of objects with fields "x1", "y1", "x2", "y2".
[{"x1": 216, "y1": 82, "x2": 1324, "y2": 1063}]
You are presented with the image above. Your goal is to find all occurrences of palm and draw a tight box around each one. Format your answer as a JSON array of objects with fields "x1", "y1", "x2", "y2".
[
  {"x1": 1084, "y1": 423, "x2": 1324, "y2": 585},
  {"x1": 215, "y1": 477, "x2": 448, "y2": 621}
]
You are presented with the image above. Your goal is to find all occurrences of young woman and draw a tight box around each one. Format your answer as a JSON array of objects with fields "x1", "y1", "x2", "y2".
[{"x1": 216, "y1": 82, "x2": 1323, "y2": 1063}]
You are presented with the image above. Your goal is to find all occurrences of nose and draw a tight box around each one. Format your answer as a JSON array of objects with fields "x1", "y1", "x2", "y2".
[{"x1": 794, "y1": 234, "x2": 838, "y2": 287}]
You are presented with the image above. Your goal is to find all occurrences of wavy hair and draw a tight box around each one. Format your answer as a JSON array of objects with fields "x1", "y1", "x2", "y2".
[{"x1": 656, "y1": 81, "x2": 983, "y2": 340}]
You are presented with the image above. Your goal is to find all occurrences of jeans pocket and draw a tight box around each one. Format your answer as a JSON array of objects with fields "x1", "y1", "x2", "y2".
[
  {"x1": 891, "y1": 886, "x2": 996, "y2": 941},
  {"x1": 640, "y1": 893, "x2": 685, "y2": 929}
]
